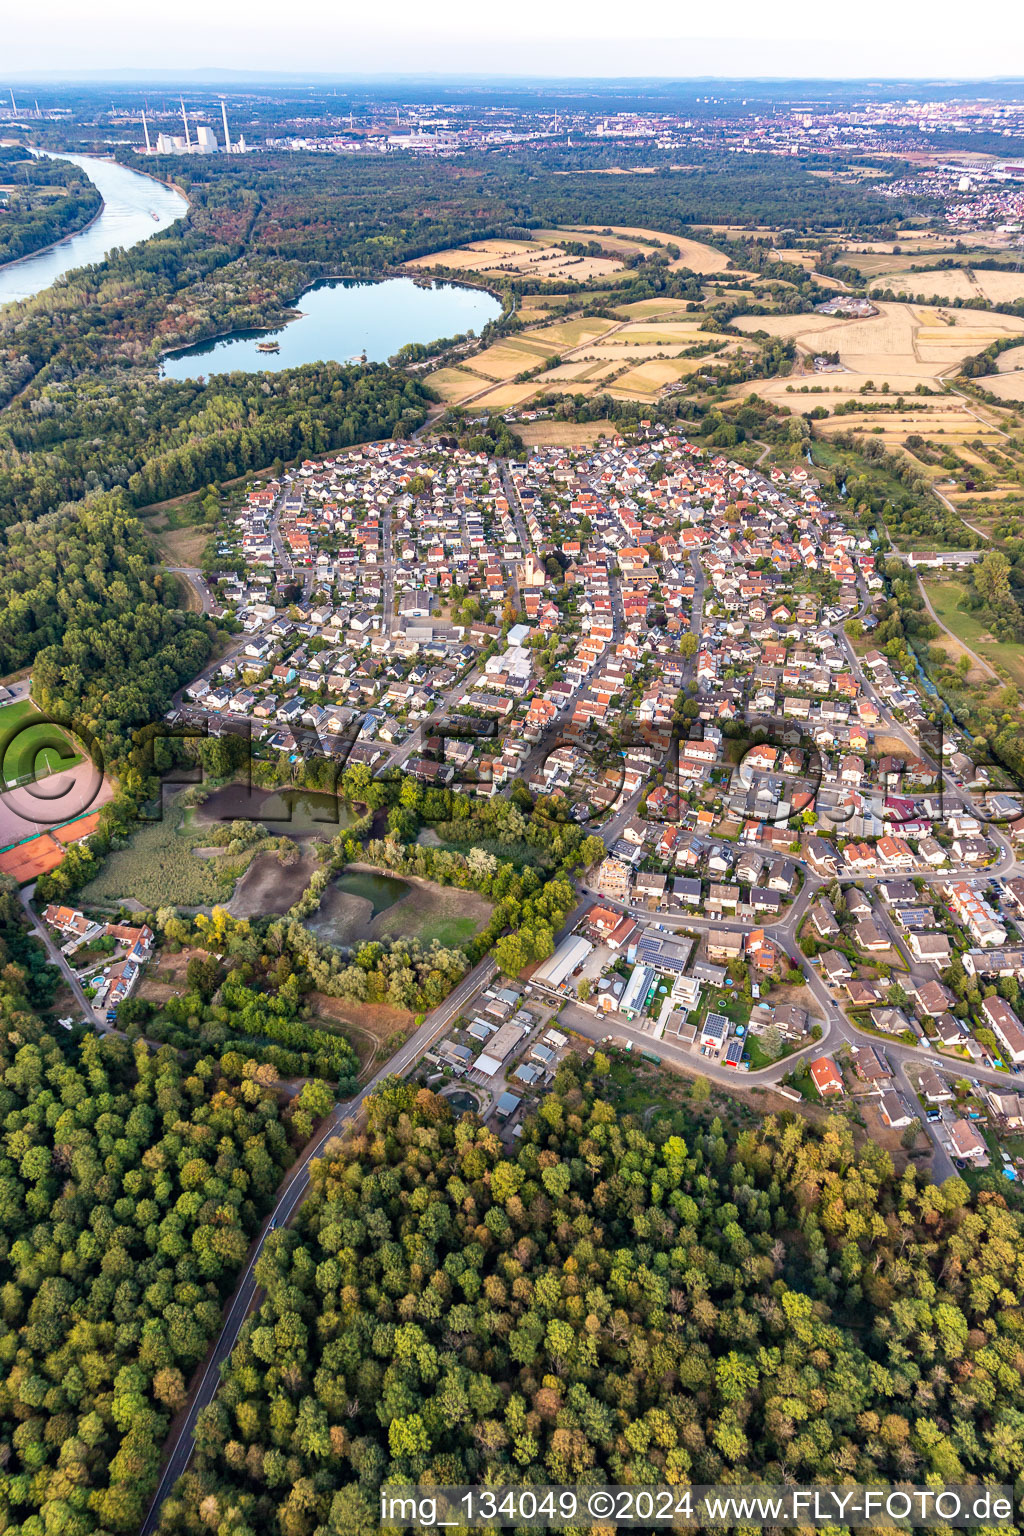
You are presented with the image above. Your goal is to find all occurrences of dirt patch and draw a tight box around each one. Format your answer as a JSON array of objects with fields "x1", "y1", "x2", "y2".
[
  {"x1": 861, "y1": 1099, "x2": 927, "y2": 1175},
  {"x1": 311, "y1": 992, "x2": 414, "y2": 1078},
  {"x1": 145, "y1": 521, "x2": 210, "y2": 567},
  {"x1": 228, "y1": 850, "x2": 321, "y2": 918},
  {"x1": 873, "y1": 732, "x2": 916, "y2": 757}
]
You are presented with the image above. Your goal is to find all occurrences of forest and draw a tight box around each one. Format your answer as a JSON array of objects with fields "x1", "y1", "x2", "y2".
[
  {"x1": 154, "y1": 1062, "x2": 1024, "y2": 1536},
  {"x1": 0, "y1": 496, "x2": 215, "y2": 754},
  {"x1": 0, "y1": 893, "x2": 321, "y2": 1536},
  {"x1": 0, "y1": 147, "x2": 101, "y2": 266},
  {"x1": 0, "y1": 363, "x2": 431, "y2": 526}
]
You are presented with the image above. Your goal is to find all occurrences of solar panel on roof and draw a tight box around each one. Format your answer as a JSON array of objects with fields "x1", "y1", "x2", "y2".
[{"x1": 636, "y1": 934, "x2": 664, "y2": 961}]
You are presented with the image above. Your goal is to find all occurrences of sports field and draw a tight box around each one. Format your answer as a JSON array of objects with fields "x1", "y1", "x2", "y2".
[{"x1": 0, "y1": 699, "x2": 83, "y2": 788}]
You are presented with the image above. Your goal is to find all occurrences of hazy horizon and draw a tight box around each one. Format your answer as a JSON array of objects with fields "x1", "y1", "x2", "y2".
[{"x1": 5, "y1": 1, "x2": 1024, "y2": 83}]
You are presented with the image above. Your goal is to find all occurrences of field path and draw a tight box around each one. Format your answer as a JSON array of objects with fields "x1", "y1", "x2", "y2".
[{"x1": 916, "y1": 574, "x2": 999, "y2": 682}]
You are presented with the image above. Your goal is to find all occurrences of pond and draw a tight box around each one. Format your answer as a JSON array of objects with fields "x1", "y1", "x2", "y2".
[
  {"x1": 446, "y1": 1091, "x2": 482, "y2": 1115},
  {"x1": 0, "y1": 153, "x2": 187, "y2": 309},
  {"x1": 304, "y1": 869, "x2": 410, "y2": 949},
  {"x1": 197, "y1": 783, "x2": 360, "y2": 835},
  {"x1": 160, "y1": 275, "x2": 501, "y2": 380}
]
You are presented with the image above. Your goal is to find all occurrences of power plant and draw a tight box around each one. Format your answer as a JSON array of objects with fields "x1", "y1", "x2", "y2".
[{"x1": 143, "y1": 96, "x2": 246, "y2": 156}]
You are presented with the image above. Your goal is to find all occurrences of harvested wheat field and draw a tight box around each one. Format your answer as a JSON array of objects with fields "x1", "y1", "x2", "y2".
[
  {"x1": 468, "y1": 382, "x2": 549, "y2": 409},
  {"x1": 974, "y1": 270, "x2": 1024, "y2": 304},
  {"x1": 612, "y1": 298, "x2": 701, "y2": 321},
  {"x1": 610, "y1": 359, "x2": 695, "y2": 397},
  {"x1": 872, "y1": 268, "x2": 980, "y2": 302},
  {"x1": 517, "y1": 419, "x2": 619, "y2": 446},
  {"x1": 996, "y1": 342, "x2": 1024, "y2": 373},
  {"x1": 426, "y1": 367, "x2": 486, "y2": 403},
  {"x1": 461, "y1": 345, "x2": 540, "y2": 382},
  {"x1": 735, "y1": 302, "x2": 1024, "y2": 396},
  {"x1": 977, "y1": 372, "x2": 1024, "y2": 402},
  {"x1": 525, "y1": 316, "x2": 623, "y2": 348},
  {"x1": 407, "y1": 237, "x2": 622, "y2": 283},
  {"x1": 564, "y1": 225, "x2": 731, "y2": 273},
  {"x1": 539, "y1": 360, "x2": 620, "y2": 383}
]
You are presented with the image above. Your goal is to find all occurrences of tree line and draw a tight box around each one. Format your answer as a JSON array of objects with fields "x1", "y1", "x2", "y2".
[
  {"x1": 0, "y1": 893, "x2": 316, "y2": 1535},
  {"x1": 154, "y1": 1059, "x2": 1024, "y2": 1536}
]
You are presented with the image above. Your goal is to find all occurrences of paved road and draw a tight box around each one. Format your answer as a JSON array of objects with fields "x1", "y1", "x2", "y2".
[
  {"x1": 19, "y1": 883, "x2": 100, "y2": 1026},
  {"x1": 140, "y1": 952, "x2": 498, "y2": 1534},
  {"x1": 167, "y1": 566, "x2": 215, "y2": 616}
]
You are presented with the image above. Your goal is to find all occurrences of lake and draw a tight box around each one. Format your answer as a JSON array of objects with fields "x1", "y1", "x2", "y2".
[
  {"x1": 160, "y1": 275, "x2": 501, "y2": 379},
  {"x1": 0, "y1": 153, "x2": 187, "y2": 309}
]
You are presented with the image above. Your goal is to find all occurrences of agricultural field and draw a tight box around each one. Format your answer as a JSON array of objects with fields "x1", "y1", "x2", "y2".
[
  {"x1": 466, "y1": 381, "x2": 548, "y2": 409},
  {"x1": 407, "y1": 225, "x2": 730, "y2": 289},
  {"x1": 441, "y1": 306, "x2": 748, "y2": 407},
  {"x1": 424, "y1": 366, "x2": 485, "y2": 402},
  {"x1": 406, "y1": 235, "x2": 623, "y2": 283},
  {"x1": 997, "y1": 342, "x2": 1024, "y2": 373},
  {"x1": 775, "y1": 248, "x2": 819, "y2": 269},
  {"x1": 524, "y1": 316, "x2": 623, "y2": 348},
  {"x1": 733, "y1": 301, "x2": 1024, "y2": 405},
  {"x1": 871, "y1": 268, "x2": 1024, "y2": 305},
  {"x1": 977, "y1": 372, "x2": 1024, "y2": 403},
  {"x1": 611, "y1": 297, "x2": 701, "y2": 321},
  {"x1": 516, "y1": 418, "x2": 620, "y2": 446},
  {"x1": 561, "y1": 225, "x2": 731, "y2": 273},
  {"x1": 871, "y1": 268, "x2": 980, "y2": 302},
  {"x1": 608, "y1": 358, "x2": 697, "y2": 397},
  {"x1": 461, "y1": 342, "x2": 546, "y2": 382},
  {"x1": 516, "y1": 293, "x2": 582, "y2": 320}
]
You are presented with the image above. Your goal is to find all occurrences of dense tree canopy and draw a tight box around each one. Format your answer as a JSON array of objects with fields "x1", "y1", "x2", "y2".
[
  {"x1": 157, "y1": 1064, "x2": 1024, "y2": 1535},
  {"x1": 0, "y1": 896, "x2": 307, "y2": 1535},
  {"x1": 0, "y1": 496, "x2": 215, "y2": 753},
  {"x1": 0, "y1": 148, "x2": 101, "y2": 266}
]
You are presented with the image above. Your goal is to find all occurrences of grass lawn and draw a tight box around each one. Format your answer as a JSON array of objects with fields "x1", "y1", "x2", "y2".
[
  {"x1": 0, "y1": 699, "x2": 83, "y2": 786},
  {"x1": 745, "y1": 1034, "x2": 793, "y2": 1072},
  {"x1": 923, "y1": 578, "x2": 1024, "y2": 689},
  {"x1": 704, "y1": 988, "x2": 751, "y2": 1029},
  {"x1": 372, "y1": 881, "x2": 493, "y2": 949}
]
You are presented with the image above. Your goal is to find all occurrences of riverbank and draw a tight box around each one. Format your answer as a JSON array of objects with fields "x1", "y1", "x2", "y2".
[
  {"x1": 0, "y1": 193, "x2": 105, "y2": 277},
  {"x1": 0, "y1": 152, "x2": 189, "y2": 311}
]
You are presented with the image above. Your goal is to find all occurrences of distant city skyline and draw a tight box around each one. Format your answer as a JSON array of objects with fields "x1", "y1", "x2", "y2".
[{"x1": 6, "y1": 0, "x2": 1024, "y2": 81}]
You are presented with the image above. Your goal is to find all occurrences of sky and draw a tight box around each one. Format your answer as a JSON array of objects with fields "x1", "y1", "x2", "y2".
[{"x1": 6, "y1": 0, "x2": 1024, "y2": 79}]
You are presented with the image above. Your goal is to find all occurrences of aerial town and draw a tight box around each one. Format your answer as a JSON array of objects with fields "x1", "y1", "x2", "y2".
[
  {"x1": 4, "y1": 56, "x2": 1024, "y2": 1534},
  {"x1": 16, "y1": 418, "x2": 1020, "y2": 1188}
]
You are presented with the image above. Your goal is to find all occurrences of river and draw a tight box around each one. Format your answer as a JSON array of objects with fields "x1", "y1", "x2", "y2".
[
  {"x1": 0, "y1": 153, "x2": 187, "y2": 309},
  {"x1": 160, "y1": 275, "x2": 501, "y2": 379}
]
